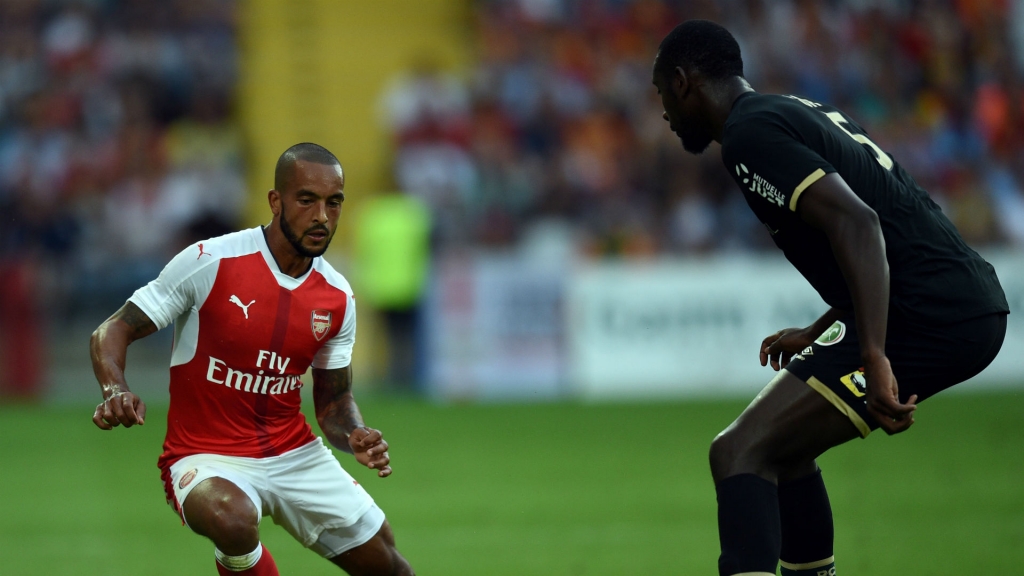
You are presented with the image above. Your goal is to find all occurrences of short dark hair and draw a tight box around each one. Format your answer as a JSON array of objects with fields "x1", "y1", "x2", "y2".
[
  {"x1": 274, "y1": 142, "x2": 341, "y2": 191},
  {"x1": 654, "y1": 20, "x2": 743, "y2": 81}
]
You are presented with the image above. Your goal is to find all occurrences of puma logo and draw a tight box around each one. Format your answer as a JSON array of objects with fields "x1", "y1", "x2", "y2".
[
  {"x1": 197, "y1": 243, "x2": 212, "y2": 259},
  {"x1": 229, "y1": 295, "x2": 255, "y2": 319}
]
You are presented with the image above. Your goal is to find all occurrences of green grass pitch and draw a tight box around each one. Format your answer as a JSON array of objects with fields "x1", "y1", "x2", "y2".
[{"x1": 1, "y1": 391, "x2": 1022, "y2": 574}]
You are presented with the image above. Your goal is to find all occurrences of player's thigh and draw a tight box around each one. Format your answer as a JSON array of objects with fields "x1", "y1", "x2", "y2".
[
  {"x1": 329, "y1": 521, "x2": 414, "y2": 576},
  {"x1": 168, "y1": 455, "x2": 264, "y2": 540},
  {"x1": 263, "y1": 439, "x2": 378, "y2": 548},
  {"x1": 711, "y1": 369, "x2": 860, "y2": 483},
  {"x1": 311, "y1": 504, "x2": 387, "y2": 559},
  {"x1": 324, "y1": 514, "x2": 412, "y2": 575}
]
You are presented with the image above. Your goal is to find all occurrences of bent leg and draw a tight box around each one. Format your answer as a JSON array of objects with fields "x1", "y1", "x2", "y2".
[
  {"x1": 183, "y1": 477, "x2": 261, "y2": 554},
  {"x1": 709, "y1": 371, "x2": 859, "y2": 576},
  {"x1": 710, "y1": 370, "x2": 860, "y2": 484},
  {"x1": 327, "y1": 520, "x2": 414, "y2": 576},
  {"x1": 183, "y1": 477, "x2": 279, "y2": 575}
]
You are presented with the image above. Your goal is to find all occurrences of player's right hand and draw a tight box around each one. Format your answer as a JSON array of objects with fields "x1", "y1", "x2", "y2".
[
  {"x1": 348, "y1": 427, "x2": 392, "y2": 478},
  {"x1": 864, "y1": 356, "x2": 917, "y2": 435},
  {"x1": 93, "y1": 390, "x2": 146, "y2": 430},
  {"x1": 760, "y1": 327, "x2": 815, "y2": 371}
]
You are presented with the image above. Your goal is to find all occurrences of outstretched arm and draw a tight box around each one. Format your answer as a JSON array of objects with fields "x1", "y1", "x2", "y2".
[
  {"x1": 797, "y1": 172, "x2": 917, "y2": 434},
  {"x1": 90, "y1": 301, "x2": 158, "y2": 429},
  {"x1": 313, "y1": 366, "x2": 392, "y2": 477}
]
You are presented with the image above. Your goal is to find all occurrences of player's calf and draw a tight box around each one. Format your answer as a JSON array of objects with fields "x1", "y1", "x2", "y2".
[
  {"x1": 715, "y1": 473, "x2": 780, "y2": 576},
  {"x1": 779, "y1": 469, "x2": 835, "y2": 576}
]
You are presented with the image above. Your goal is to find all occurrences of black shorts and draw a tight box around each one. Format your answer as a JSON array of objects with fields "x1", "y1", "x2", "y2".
[{"x1": 785, "y1": 312, "x2": 1007, "y2": 437}]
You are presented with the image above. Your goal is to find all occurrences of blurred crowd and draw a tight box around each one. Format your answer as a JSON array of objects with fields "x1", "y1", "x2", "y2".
[
  {"x1": 4, "y1": 0, "x2": 1024, "y2": 396},
  {"x1": 382, "y1": 0, "x2": 1024, "y2": 256},
  {"x1": 0, "y1": 0, "x2": 244, "y2": 318}
]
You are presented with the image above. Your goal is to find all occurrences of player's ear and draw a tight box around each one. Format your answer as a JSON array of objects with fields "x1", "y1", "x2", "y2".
[
  {"x1": 268, "y1": 189, "x2": 282, "y2": 217},
  {"x1": 673, "y1": 66, "x2": 691, "y2": 99}
]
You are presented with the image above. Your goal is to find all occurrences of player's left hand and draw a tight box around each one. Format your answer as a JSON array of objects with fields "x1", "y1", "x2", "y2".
[
  {"x1": 864, "y1": 356, "x2": 917, "y2": 435},
  {"x1": 760, "y1": 327, "x2": 815, "y2": 371},
  {"x1": 348, "y1": 426, "x2": 392, "y2": 477}
]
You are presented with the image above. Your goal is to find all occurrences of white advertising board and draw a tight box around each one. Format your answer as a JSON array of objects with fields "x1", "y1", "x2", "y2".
[
  {"x1": 424, "y1": 254, "x2": 565, "y2": 400},
  {"x1": 425, "y1": 250, "x2": 1023, "y2": 401},
  {"x1": 567, "y1": 255, "x2": 823, "y2": 399},
  {"x1": 568, "y1": 252, "x2": 1024, "y2": 399}
]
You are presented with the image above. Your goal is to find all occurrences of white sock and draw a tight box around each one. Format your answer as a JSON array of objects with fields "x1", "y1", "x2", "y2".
[{"x1": 215, "y1": 543, "x2": 263, "y2": 571}]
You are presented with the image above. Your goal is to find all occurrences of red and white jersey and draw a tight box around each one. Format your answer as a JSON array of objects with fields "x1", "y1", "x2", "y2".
[{"x1": 129, "y1": 227, "x2": 356, "y2": 474}]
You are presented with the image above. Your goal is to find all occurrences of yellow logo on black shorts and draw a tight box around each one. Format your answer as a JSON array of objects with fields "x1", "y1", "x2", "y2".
[{"x1": 840, "y1": 369, "x2": 867, "y2": 397}]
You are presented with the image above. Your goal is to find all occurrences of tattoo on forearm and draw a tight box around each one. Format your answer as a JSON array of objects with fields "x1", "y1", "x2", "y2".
[
  {"x1": 313, "y1": 367, "x2": 365, "y2": 452},
  {"x1": 115, "y1": 302, "x2": 158, "y2": 340}
]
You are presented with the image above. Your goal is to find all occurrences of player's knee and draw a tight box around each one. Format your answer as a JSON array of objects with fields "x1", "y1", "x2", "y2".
[
  {"x1": 709, "y1": 428, "x2": 741, "y2": 481},
  {"x1": 711, "y1": 425, "x2": 796, "y2": 483},
  {"x1": 709, "y1": 426, "x2": 767, "y2": 482},
  {"x1": 211, "y1": 513, "x2": 259, "y2": 554},
  {"x1": 193, "y1": 495, "x2": 259, "y2": 553}
]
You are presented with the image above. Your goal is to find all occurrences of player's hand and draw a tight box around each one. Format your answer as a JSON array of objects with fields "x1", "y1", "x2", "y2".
[
  {"x1": 864, "y1": 356, "x2": 917, "y2": 435},
  {"x1": 348, "y1": 426, "x2": 392, "y2": 478},
  {"x1": 760, "y1": 327, "x2": 815, "y2": 371},
  {"x1": 93, "y1": 390, "x2": 146, "y2": 430}
]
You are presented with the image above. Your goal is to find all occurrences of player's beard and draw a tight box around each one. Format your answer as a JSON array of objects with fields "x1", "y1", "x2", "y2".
[
  {"x1": 677, "y1": 126, "x2": 712, "y2": 155},
  {"x1": 280, "y1": 208, "x2": 332, "y2": 258}
]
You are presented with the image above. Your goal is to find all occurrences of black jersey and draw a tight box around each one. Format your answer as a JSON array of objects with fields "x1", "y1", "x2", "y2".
[{"x1": 720, "y1": 92, "x2": 1008, "y2": 324}]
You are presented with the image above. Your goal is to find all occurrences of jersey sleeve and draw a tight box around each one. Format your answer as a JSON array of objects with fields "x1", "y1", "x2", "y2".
[
  {"x1": 128, "y1": 243, "x2": 219, "y2": 330},
  {"x1": 721, "y1": 114, "x2": 836, "y2": 213},
  {"x1": 312, "y1": 292, "x2": 356, "y2": 369}
]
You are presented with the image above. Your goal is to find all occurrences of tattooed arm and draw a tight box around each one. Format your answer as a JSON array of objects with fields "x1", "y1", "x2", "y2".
[
  {"x1": 90, "y1": 301, "x2": 158, "y2": 430},
  {"x1": 312, "y1": 366, "x2": 363, "y2": 452},
  {"x1": 313, "y1": 366, "x2": 392, "y2": 477}
]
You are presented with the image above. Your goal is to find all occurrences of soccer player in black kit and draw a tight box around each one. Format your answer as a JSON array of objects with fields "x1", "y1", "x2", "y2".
[{"x1": 652, "y1": 20, "x2": 1009, "y2": 576}]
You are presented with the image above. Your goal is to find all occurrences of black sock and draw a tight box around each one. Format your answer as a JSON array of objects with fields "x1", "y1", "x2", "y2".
[
  {"x1": 716, "y1": 473, "x2": 780, "y2": 576},
  {"x1": 779, "y1": 469, "x2": 835, "y2": 575}
]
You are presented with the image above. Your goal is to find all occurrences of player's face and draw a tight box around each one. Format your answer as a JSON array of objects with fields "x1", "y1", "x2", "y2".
[
  {"x1": 275, "y1": 160, "x2": 344, "y2": 258},
  {"x1": 653, "y1": 68, "x2": 713, "y2": 154}
]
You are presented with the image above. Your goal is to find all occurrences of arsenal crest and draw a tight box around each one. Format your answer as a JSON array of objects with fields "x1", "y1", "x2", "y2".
[
  {"x1": 311, "y1": 309, "x2": 332, "y2": 341},
  {"x1": 179, "y1": 469, "x2": 198, "y2": 489}
]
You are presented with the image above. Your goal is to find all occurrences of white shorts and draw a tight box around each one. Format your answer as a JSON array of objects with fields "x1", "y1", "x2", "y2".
[{"x1": 167, "y1": 438, "x2": 385, "y2": 557}]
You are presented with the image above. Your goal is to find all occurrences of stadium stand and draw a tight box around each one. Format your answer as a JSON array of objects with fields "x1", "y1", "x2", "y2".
[
  {"x1": 0, "y1": 0, "x2": 244, "y2": 317},
  {"x1": 384, "y1": 0, "x2": 1024, "y2": 256}
]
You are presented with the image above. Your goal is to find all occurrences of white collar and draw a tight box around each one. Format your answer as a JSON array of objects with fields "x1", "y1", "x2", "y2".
[{"x1": 253, "y1": 226, "x2": 316, "y2": 290}]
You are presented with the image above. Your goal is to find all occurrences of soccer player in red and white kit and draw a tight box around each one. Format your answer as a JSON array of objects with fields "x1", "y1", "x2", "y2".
[{"x1": 90, "y1": 143, "x2": 414, "y2": 575}]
